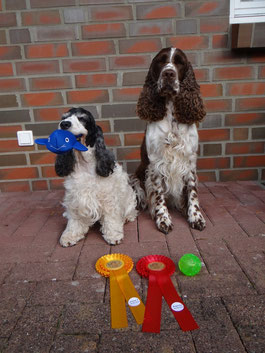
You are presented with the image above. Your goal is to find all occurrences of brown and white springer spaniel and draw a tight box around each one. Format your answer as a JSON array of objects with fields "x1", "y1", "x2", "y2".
[{"x1": 132, "y1": 47, "x2": 206, "y2": 234}]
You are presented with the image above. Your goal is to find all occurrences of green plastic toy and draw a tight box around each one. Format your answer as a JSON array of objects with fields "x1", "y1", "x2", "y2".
[{"x1": 178, "y1": 254, "x2": 201, "y2": 276}]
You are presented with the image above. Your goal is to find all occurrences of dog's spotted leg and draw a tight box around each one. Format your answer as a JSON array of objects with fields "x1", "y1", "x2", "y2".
[
  {"x1": 146, "y1": 167, "x2": 173, "y2": 234},
  {"x1": 186, "y1": 171, "x2": 206, "y2": 231}
]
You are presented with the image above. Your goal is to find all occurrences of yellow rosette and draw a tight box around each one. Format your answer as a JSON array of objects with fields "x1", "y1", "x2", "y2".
[{"x1": 96, "y1": 254, "x2": 145, "y2": 329}]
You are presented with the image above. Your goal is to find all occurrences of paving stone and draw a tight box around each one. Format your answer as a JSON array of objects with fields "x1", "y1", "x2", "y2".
[
  {"x1": 98, "y1": 331, "x2": 196, "y2": 353},
  {"x1": 178, "y1": 273, "x2": 255, "y2": 298},
  {"x1": 59, "y1": 303, "x2": 111, "y2": 335},
  {"x1": 6, "y1": 261, "x2": 76, "y2": 283},
  {"x1": 0, "y1": 338, "x2": 7, "y2": 352},
  {"x1": 28, "y1": 278, "x2": 106, "y2": 306},
  {"x1": 0, "y1": 263, "x2": 13, "y2": 284},
  {"x1": 188, "y1": 298, "x2": 246, "y2": 353},
  {"x1": 0, "y1": 282, "x2": 35, "y2": 310},
  {"x1": 50, "y1": 334, "x2": 99, "y2": 353},
  {"x1": 223, "y1": 295, "x2": 265, "y2": 353},
  {"x1": 50, "y1": 240, "x2": 83, "y2": 262},
  {"x1": 0, "y1": 308, "x2": 22, "y2": 337},
  {"x1": 5, "y1": 306, "x2": 62, "y2": 353}
]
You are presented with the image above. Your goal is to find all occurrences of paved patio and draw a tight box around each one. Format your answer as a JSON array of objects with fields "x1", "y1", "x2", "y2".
[{"x1": 0, "y1": 181, "x2": 264, "y2": 353}]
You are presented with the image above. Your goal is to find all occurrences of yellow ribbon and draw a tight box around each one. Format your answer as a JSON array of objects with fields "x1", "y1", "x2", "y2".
[{"x1": 95, "y1": 254, "x2": 145, "y2": 329}]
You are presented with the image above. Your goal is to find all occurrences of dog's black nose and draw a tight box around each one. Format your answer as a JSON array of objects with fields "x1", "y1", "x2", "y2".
[
  {"x1": 162, "y1": 69, "x2": 176, "y2": 80},
  {"x1": 60, "y1": 120, "x2": 71, "y2": 130}
]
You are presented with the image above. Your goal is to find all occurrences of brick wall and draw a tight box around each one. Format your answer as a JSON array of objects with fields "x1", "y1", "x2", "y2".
[{"x1": 0, "y1": 0, "x2": 265, "y2": 192}]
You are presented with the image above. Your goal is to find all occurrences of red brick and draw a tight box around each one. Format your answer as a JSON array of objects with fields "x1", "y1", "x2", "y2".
[
  {"x1": 32, "y1": 180, "x2": 48, "y2": 191},
  {"x1": 136, "y1": 4, "x2": 180, "y2": 19},
  {"x1": 0, "y1": 125, "x2": 22, "y2": 138},
  {"x1": 67, "y1": 89, "x2": 109, "y2": 104},
  {"x1": 34, "y1": 107, "x2": 66, "y2": 122},
  {"x1": 197, "y1": 171, "x2": 216, "y2": 182},
  {"x1": 50, "y1": 178, "x2": 64, "y2": 189},
  {"x1": 96, "y1": 120, "x2": 111, "y2": 133},
  {"x1": 0, "y1": 13, "x2": 17, "y2": 27},
  {"x1": 220, "y1": 169, "x2": 258, "y2": 181},
  {"x1": 167, "y1": 35, "x2": 209, "y2": 50},
  {"x1": 0, "y1": 78, "x2": 25, "y2": 92},
  {"x1": 91, "y1": 6, "x2": 132, "y2": 21},
  {"x1": 234, "y1": 155, "x2": 265, "y2": 168},
  {"x1": 119, "y1": 38, "x2": 162, "y2": 54},
  {"x1": 205, "y1": 99, "x2": 232, "y2": 112},
  {"x1": 0, "y1": 140, "x2": 34, "y2": 152},
  {"x1": 225, "y1": 112, "x2": 265, "y2": 126},
  {"x1": 22, "y1": 10, "x2": 61, "y2": 25},
  {"x1": 129, "y1": 21, "x2": 173, "y2": 36},
  {"x1": 259, "y1": 66, "x2": 265, "y2": 78},
  {"x1": 109, "y1": 55, "x2": 151, "y2": 70},
  {"x1": 21, "y1": 92, "x2": 63, "y2": 107},
  {"x1": 0, "y1": 181, "x2": 30, "y2": 192},
  {"x1": 185, "y1": 1, "x2": 229, "y2": 17},
  {"x1": 194, "y1": 68, "x2": 209, "y2": 82},
  {"x1": 36, "y1": 26, "x2": 76, "y2": 41},
  {"x1": 30, "y1": 0, "x2": 75, "y2": 7},
  {"x1": 0, "y1": 167, "x2": 38, "y2": 180},
  {"x1": 204, "y1": 52, "x2": 242, "y2": 65},
  {"x1": 63, "y1": 59, "x2": 106, "y2": 73},
  {"x1": 112, "y1": 87, "x2": 142, "y2": 102},
  {"x1": 76, "y1": 73, "x2": 117, "y2": 88},
  {"x1": 0, "y1": 63, "x2": 13, "y2": 76},
  {"x1": 29, "y1": 76, "x2": 72, "y2": 90},
  {"x1": 25, "y1": 44, "x2": 68, "y2": 58},
  {"x1": 227, "y1": 82, "x2": 265, "y2": 96},
  {"x1": 0, "y1": 94, "x2": 17, "y2": 108},
  {"x1": 226, "y1": 142, "x2": 264, "y2": 155},
  {"x1": 236, "y1": 97, "x2": 265, "y2": 111},
  {"x1": 117, "y1": 147, "x2": 140, "y2": 160},
  {"x1": 214, "y1": 66, "x2": 254, "y2": 80},
  {"x1": 200, "y1": 18, "x2": 229, "y2": 33},
  {"x1": 82, "y1": 23, "x2": 125, "y2": 39},
  {"x1": 200, "y1": 83, "x2": 222, "y2": 97},
  {"x1": 16, "y1": 61, "x2": 59, "y2": 75},
  {"x1": 247, "y1": 53, "x2": 265, "y2": 63},
  {"x1": 41, "y1": 166, "x2": 57, "y2": 178},
  {"x1": 72, "y1": 41, "x2": 115, "y2": 56},
  {"x1": 30, "y1": 152, "x2": 56, "y2": 165},
  {"x1": 197, "y1": 157, "x2": 230, "y2": 170},
  {"x1": 212, "y1": 34, "x2": 228, "y2": 49},
  {"x1": 233, "y1": 128, "x2": 249, "y2": 141},
  {"x1": 0, "y1": 46, "x2": 21, "y2": 60},
  {"x1": 199, "y1": 129, "x2": 230, "y2": 142},
  {"x1": 104, "y1": 134, "x2": 121, "y2": 147},
  {"x1": 124, "y1": 133, "x2": 144, "y2": 146}
]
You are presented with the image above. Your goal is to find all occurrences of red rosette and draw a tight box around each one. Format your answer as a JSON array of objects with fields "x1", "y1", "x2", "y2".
[
  {"x1": 136, "y1": 254, "x2": 199, "y2": 333},
  {"x1": 136, "y1": 255, "x2": 175, "y2": 278}
]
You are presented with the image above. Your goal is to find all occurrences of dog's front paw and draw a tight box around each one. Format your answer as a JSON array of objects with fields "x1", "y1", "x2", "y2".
[
  {"x1": 60, "y1": 233, "x2": 84, "y2": 247},
  {"x1": 155, "y1": 215, "x2": 173, "y2": 235},
  {"x1": 188, "y1": 212, "x2": 206, "y2": 231},
  {"x1": 102, "y1": 233, "x2": 124, "y2": 245}
]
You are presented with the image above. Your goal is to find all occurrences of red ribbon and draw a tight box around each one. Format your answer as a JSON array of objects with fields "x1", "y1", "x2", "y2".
[{"x1": 136, "y1": 255, "x2": 199, "y2": 333}]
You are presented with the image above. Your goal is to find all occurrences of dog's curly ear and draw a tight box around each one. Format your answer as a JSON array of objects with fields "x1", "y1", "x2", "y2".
[
  {"x1": 55, "y1": 151, "x2": 76, "y2": 177},
  {"x1": 94, "y1": 126, "x2": 115, "y2": 177}
]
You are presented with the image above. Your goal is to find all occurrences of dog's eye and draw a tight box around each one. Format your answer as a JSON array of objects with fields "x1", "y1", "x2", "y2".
[
  {"x1": 78, "y1": 117, "x2": 86, "y2": 123},
  {"x1": 65, "y1": 137, "x2": 69, "y2": 143}
]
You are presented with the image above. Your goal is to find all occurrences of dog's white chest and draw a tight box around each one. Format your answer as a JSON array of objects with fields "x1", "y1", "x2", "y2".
[{"x1": 146, "y1": 104, "x2": 198, "y2": 161}]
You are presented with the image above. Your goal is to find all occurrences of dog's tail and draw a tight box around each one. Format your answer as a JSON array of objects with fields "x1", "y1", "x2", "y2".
[{"x1": 129, "y1": 174, "x2": 147, "y2": 211}]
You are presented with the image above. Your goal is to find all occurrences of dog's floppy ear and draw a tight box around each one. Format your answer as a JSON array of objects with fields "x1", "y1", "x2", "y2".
[
  {"x1": 94, "y1": 125, "x2": 115, "y2": 177},
  {"x1": 55, "y1": 150, "x2": 76, "y2": 177},
  {"x1": 84, "y1": 110, "x2": 98, "y2": 148}
]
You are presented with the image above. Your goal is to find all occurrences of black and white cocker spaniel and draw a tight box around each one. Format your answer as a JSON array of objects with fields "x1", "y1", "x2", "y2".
[
  {"x1": 132, "y1": 47, "x2": 206, "y2": 234},
  {"x1": 55, "y1": 107, "x2": 137, "y2": 247}
]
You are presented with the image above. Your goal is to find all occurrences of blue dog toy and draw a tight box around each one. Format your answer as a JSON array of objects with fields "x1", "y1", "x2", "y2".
[{"x1": 35, "y1": 129, "x2": 88, "y2": 154}]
